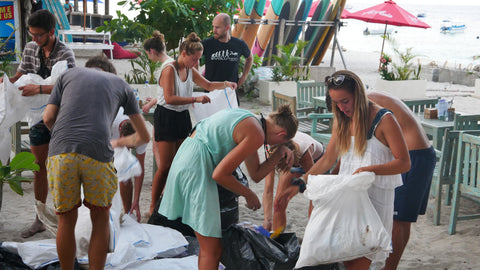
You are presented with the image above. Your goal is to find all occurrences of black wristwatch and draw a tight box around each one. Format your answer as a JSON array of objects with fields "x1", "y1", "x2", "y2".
[{"x1": 291, "y1": 177, "x2": 306, "y2": 193}]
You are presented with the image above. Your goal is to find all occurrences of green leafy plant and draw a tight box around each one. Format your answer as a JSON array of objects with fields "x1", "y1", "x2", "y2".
[
  {"x1": 106, "y1": 0, "x2": 242, "y2": 53},
  {"x1": 379, "y1": 37, "x2": 422, "y2": 81},
  {"x1": 269, "y1": 40, "x2": 310, "y2": 81},
  {"x1": 97, "y1": 10, "x2": 154, "y2": 43},
  {"x1": 124, "y1": 50, "x2": 162, "y2": 84},
  {"x1": 239, "y1": 54, "x2": 263, "y2": 96},
  {"x1": 0, "y1": 152, "x2": 39, "y2": 196},
  {"x1": 0, "y1": 22, "x2": 20, "y2": 76}
]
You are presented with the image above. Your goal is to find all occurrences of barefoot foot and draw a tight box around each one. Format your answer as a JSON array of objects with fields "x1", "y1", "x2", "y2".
[{"x1": 21, "y1": 218, "x2": 46, "y2": 238}]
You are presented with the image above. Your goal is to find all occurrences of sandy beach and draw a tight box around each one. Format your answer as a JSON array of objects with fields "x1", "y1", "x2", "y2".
[{"x1": 1, "y1": 47, "x2": 480, "y2": 269}]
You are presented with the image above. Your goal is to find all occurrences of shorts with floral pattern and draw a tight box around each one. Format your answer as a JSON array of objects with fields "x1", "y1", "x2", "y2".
[{"x1": 47, "y1": 153, "x2": 117, "y2": 214}]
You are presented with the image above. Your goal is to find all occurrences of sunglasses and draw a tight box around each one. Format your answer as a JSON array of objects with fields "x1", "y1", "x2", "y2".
[
  {"x1": 325, "y1": 75, "x2": 346, "y2": 86},
  {"x1": 27, "y1": 30, "x2": 48, "y2": 39}
]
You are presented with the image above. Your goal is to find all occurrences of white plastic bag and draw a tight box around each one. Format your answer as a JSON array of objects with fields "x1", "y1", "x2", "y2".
[
  {"x1": 113, "y1": 146, "x2": 142, "y2": 182},
  {"x1": 0, "y1": 129, "x2": 10, "y2": 165},
  {"x1": 13, "y1": 61, "x2": 68, "y2": 127},
  {"x1": 191, "y1": 88, "x2": 238, "y2": 121},
  {"x1": 0, "y1": 61, "x2": 69, "y2": 163},
  {"x1": 295, "y1": 172, "x2": 391, "y2": 268}
]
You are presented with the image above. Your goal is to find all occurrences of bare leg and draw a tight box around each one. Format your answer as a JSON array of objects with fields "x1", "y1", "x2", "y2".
[
  {"x1": 22, "y1": 144, "x2": 48, "y2": 238},
  {"x1": 272, "y1": 171, "x2": 294, "y2": 231},
  {"x1": 57, "y1": 209, "x2": 78, "y2": 270},
  {"x1": 88, "y1": 207, "x2": 110, "y2": 270},
  {"x1": 149, "y1": 140, "x2": 178, "y2": 215},
  {"x1": 195, "y1": 231, "x2": 222, "y2": 270},
  {"x1": 384, "y1": 220, "x2": 411, "y2": 270},
  {"x1": 119, "y1": 179, "x2": 133, "y2": 214},
  {"x1": 344, "y1": 257, "x2": 371, "y2": 270}
]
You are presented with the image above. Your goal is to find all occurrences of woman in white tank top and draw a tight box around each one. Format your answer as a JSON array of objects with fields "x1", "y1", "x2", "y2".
[{"x1": 142, "y1": 31, "x2": 238, "y2": 215}]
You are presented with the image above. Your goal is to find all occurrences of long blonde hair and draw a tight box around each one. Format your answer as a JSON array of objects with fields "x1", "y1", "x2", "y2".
[{"x1": 326, "y1": 70, "x2": 370, "y2": 156}]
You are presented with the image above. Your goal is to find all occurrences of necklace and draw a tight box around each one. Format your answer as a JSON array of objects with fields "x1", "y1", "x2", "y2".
[{"x1": 260, "y1": 113, "x2": 268, "y2": 160}]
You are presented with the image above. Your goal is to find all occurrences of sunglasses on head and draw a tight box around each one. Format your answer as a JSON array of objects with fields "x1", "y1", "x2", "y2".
[{"x1": 325, "y1": 74, "x2": 346, "y2": 86}]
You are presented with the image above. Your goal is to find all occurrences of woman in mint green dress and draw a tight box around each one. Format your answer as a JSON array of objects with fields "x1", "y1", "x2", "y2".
[{"x1": 159, "y1": 106, "x2": 298, "y2": 270}]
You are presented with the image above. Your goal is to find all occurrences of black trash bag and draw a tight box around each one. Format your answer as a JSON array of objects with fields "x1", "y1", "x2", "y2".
[
  {"x1": 0, "y1": 245, "x2": 80, "y2": 270},
  {"x1": 218, "y1": 167, "x2": 248, "y2": 230},
  {"x1": 147, "y1": 195, "x2": 196, "y2": 237},
  {"x1": 217, "y1": 167, "x2": 249, "y2": 205},
  {"x1": 295, "y1": 263, "x2": 340, "y2": 270},
  {"x1": 221, "y1": 224, "x2": 300, "y2": 270},
  {"x1": 150, "y1": 167, "x2": 248, "y2": 233}
]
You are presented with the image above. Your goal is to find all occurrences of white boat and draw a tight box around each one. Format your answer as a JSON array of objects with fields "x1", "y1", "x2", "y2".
[
  {"x1": 363, "y1": 27, "x2": 394, "y2": 36},
  {"x1": 440, "y1": 20, "x2": 466, "y2": 33}
]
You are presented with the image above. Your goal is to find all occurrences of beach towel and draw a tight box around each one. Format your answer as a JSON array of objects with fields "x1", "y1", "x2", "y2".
[{"x1": 295, "y1": 172, "x2": 391, "y2": 268}]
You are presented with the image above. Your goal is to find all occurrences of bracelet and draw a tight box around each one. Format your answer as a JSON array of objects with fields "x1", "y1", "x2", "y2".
[
  {"x1": 39, "y1": 85, "x2": 42, "y2": 94},
  {"x1": 192, "y1": 96, "x2": 195, "y2": 103},
  {"x1": 291, "y1": 177, "x2": 306, "y2": 193}
]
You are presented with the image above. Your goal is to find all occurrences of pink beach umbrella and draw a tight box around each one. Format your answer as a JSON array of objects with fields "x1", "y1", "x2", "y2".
[
  {"x1": 347, "y1": 0, "x2": 430, "y2": 64},
  {"x1": 340, "y1": 8, "x2": 352, "y2": 19}
]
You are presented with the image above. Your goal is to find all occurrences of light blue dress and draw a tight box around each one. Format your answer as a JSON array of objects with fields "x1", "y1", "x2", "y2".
[{"x1": 158, "y1": 108, "x2": 256, "y2": 238}]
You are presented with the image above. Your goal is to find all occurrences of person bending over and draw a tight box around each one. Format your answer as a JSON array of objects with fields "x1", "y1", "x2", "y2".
[{"x1": 159, "y1": 106, "x2": 298, "y2": 270}]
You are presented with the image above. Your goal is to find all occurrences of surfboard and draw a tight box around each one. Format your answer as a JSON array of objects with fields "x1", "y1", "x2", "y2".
[
  {"x1": 303, "y1": 0, "x2": 328, "y2": 42},
  {"x1": 251, "y1": 0, "x2": 285, "y2": 57},
  {"x1": 262, "y1": 0, "x2": 292, "y2": 61},
  {"x1": 282, "y1": 0, "x2": 300, "y2": 45},
  {"x1": 241, "y1": 0, "x2": 267, "y2": 49},
  {"x1": 232, "y1": 0, "x2": 255, "y2": 38},
  {"x1": 284, "y1": 0, "x2": 313, "y2": 46},
  {"x1": 312, "y1": 0, "x2": 346, "y2": 65},
  {"x1": 303, "y1": 0, "x2": 332, "y2": 65}
]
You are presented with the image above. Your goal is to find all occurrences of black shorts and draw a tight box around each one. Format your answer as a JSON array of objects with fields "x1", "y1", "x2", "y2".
[
  {"x1": 29, "y1": 121, "x2": 51, "y2": 146},
  {"x1": 153, "y1": 105, "x2": 192, "y2": 142},
  {"x1": 394, "y1": 146, "x2": 436, "y2": 222}
]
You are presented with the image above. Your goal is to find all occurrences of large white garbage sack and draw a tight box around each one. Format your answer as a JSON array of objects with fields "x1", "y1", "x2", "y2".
[
  {"x1": 191, "y1": 88, "x2": 237, "y2": 121},
  {"x1": 295, "y1": 172, "x2": 391, "y2": 268}
]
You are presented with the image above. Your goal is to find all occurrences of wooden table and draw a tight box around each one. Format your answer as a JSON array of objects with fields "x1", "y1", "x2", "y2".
[
  {"x1": 417, "y1": 115, "x2": 454, "y2": 149},
  {"x1": 312, "y1": 96, "x2": 328, "y2": 112}
]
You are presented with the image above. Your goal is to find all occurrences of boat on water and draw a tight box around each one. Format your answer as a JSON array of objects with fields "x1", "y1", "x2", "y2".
[
  {"x1": 417, "y1": 12, "x2": 426, "y2": 18},
  {"x1": 440, "y1": 20, "x2": 466, "y2": 33},
  {"x1": 363, "y1": 27, "x2": 395, "y2": 36}
]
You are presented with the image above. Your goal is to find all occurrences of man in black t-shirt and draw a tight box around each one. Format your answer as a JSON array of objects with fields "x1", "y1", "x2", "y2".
[{"x1": 202, "y1": 13, "x2": 252, "y2": 90}]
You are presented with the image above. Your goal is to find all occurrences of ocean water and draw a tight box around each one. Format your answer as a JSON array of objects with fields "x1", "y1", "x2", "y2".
[{"x1": 338, "y1": 4, "x2": 480, "y2": 68}]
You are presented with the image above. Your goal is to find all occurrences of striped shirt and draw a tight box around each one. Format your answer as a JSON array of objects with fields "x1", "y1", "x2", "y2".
[{"x1": 18, "y1": 36, "x2": 75, "y2": 75}]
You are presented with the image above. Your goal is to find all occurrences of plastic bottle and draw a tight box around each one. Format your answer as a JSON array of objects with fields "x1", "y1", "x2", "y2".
[
  {"x1": 438, "y1": 99, "x2": 447, "y2": 120},
  {"x1": 133, "y1": 88, "x2": 141, "y2": 107},
  {"x1": 142, "y1": 81, "x2": 150, "y2": 108}
]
